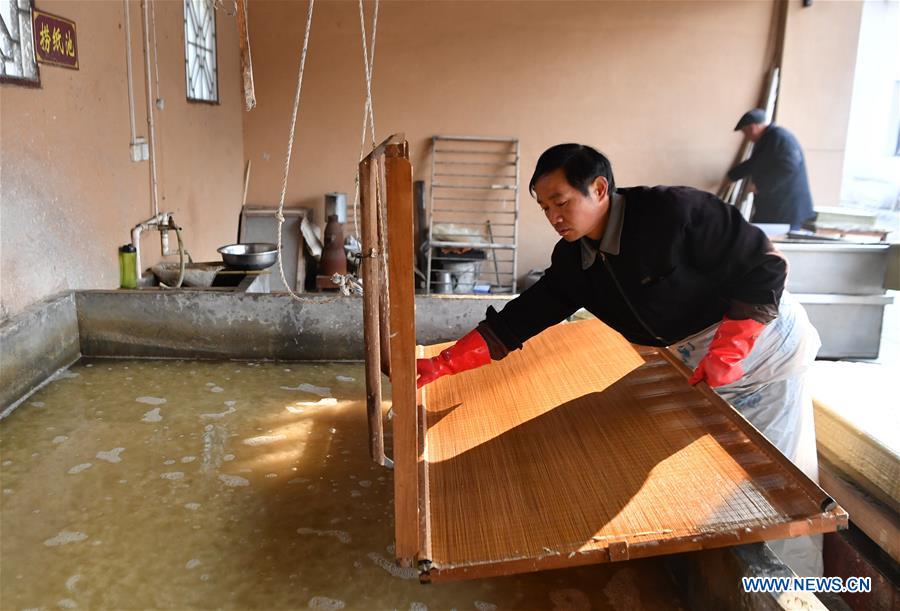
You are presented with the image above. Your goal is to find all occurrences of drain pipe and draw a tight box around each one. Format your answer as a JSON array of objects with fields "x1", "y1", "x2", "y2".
[
  {"x1": 122, "y1": 0, "x2": 137, "y2": 145},
  {"x1": 140, "y1": 0, "x2": 160, "y2": 217}
]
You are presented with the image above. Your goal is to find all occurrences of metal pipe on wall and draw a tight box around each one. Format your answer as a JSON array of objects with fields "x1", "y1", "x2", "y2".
[
  {"x1": 122, "y1": 0, "x2": 137, "y2": 144},
  {"x1": 140, "y1": 0, "x2": 160, "y2": 217}
]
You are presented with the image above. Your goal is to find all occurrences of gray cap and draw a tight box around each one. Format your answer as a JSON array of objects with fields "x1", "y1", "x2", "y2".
[{"x1": 734, "y1": 108, "x2": 766, "y2": 131}]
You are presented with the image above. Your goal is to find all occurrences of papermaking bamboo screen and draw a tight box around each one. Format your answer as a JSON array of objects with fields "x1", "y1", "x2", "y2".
[{"x1": 415, "y1": 318, "x2": 847, "y2": 582}]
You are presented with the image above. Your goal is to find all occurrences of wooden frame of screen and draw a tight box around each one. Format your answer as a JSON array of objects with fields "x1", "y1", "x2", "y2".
[{"x1": 358, "y1": 134, "x2": 420, "y2": 567}]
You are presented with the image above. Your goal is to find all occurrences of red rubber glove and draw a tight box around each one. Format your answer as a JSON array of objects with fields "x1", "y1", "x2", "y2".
[
  {"x1": 688, "y1": 317, "x2": 766, "y2": 388},
  {"x1": 416, "y1": 329, "x2": 491, "y2": 389}
]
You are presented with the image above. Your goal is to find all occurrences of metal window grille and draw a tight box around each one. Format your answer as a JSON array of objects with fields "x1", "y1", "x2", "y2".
[
  {"x1": 183, "y1": 0, "x2": 217, "y2": 102},
  {"x1": 0, "y1": 0, "x2": 39, "y2": 84}
]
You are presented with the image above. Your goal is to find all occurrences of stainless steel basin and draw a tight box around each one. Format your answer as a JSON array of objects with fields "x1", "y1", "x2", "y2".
[{"x1": 217, "y1": 243, "x2": 278, "y2": 270}]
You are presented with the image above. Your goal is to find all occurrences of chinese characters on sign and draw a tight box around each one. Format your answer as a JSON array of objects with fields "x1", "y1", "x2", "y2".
[{"x1": 32, "y1": 10, "x2": 78, "y2": 69}]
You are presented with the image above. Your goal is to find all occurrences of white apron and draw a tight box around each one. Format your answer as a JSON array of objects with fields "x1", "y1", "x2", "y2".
[{"x1": 669, "y1": 291, "x2": 824, "y2": 576}]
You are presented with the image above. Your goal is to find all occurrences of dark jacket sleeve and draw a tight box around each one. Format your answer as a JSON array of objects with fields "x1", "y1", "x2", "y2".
[
  {"x1": 678, "y1": 189, "x2": 787, "y2": 320},
  {"x1": 479, "y1": 242, "x2": 581, "y2": 359},
  {"x1": 727, "y1": 157, "x2": 754, "y2": 181}
]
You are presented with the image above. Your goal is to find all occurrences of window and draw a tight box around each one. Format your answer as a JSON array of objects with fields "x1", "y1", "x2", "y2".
[
  {"x1": 894, "y1": 81, "x2": 900, "y2": 156},
  {"x1": 183, "y1": 0, "x2": 217, "y2": 102},
  {"x1": 0, "y1": 0, "x2": 39, "y2": 85}
]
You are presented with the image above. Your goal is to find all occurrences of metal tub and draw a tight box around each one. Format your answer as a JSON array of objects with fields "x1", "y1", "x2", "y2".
[{"x1": 777, "y1": 243, "x2": 890, "y2": 295}]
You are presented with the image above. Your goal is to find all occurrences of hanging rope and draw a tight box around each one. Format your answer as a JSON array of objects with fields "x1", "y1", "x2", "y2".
[
  {"x1": 274, "y1": 0, "x2": 315, "y2": 300},
  {"x1": 351, "y1": 0, "x2": 379, "y2": 244},
  {"x1": 272, "y1": 0, "x2": 382, "y2": 300},
  {"x1": 349, "y1": 0, "x2": 388, "y2": 303}
]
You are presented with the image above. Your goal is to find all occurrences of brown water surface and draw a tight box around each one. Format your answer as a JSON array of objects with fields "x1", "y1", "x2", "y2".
[{"x1": 0, "y1": 359, "x2": 684, "y2": 610}]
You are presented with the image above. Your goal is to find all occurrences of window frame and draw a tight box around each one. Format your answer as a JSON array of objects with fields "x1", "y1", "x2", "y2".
[
  {"x1": 183, "y1": 0, "x2": 219, "y2": 105},
  {"x1": 0, "y1": 0, "x2": 41, "y2": 88}
]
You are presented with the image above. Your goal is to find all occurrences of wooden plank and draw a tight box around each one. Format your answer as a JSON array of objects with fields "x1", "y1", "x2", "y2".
[
  {"x1": 377, "y1": 160, "x2": 391, "y2": 377},
  {"x1": 385, "y1": 146, "x2": 418, "y2": 566},
  {"x1": 819, "y1": 459, "x2": 900, "y2": 564},
  {"x1": 417, "y1": 368, "x2": 433, "y2": 574},
  {"x1": 235, "y1": 0, "x2": 256, "y2": 111},
  {"x1": 358, "y1": 157, "x2": 385, "y2": 466},
  {"x1": 419, "y1": 319, "x2": 847, "y2": 582}
]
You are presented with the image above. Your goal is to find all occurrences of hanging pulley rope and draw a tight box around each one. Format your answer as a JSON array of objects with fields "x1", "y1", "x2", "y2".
[
  {"x1": 274, "y1": 0, "x2": 315, "y2": 300},
  {"x1": 273, "y1": 0, "x2": 382, "y2": 300}
]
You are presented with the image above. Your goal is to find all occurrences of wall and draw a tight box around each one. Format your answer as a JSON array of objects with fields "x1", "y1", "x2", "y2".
[
  {"x1": 242, "y1": 0, "x2": 779, "y2": 282},
  {"x1": 242, "y1": 0, "x2": 861, "y2": 284},
  {"x1": 0, "y1": 1, "x2": 865, "y2": 319},
  {"x1": 0, "y1": 0, "x2": 245, "y2": 320},
  {"x1": 778, "y1": 0, "x2": 864, "y2": 210}
]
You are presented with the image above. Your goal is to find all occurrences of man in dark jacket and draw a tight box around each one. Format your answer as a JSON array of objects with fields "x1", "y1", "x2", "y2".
[
  {"x1": 416, "y1": 143, "x2": 824, "y2": 576},
  {"x1": 727, "y1": 108, "x2": 815, "y2": 230}
]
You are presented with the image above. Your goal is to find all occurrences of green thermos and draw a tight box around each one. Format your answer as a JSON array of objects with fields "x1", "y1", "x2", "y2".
[{"x1": 119, "y1": 244, "x2": 137, "y2": 289}]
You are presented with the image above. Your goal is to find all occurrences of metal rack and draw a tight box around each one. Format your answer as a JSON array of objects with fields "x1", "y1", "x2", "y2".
[{"x1": 425, "y1": 135, "x2": 519, "y2": 294}]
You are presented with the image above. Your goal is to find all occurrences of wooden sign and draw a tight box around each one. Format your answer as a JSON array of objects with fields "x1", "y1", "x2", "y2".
[{"x1": 32, "y1": 10, "x2": 78, "y2": 69}]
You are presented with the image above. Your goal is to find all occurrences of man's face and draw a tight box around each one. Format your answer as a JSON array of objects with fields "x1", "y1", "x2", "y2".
[
  {"x1": 741, "y1": 123, "x2": 766, "y2": 142},
  {"x1": 534, "y1": 169, "x2": 607, "y2": 242}
]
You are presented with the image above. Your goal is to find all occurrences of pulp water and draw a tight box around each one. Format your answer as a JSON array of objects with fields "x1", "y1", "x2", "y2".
[{"x1": 0, "y1": 359, "x2": 684, "y2": 610}]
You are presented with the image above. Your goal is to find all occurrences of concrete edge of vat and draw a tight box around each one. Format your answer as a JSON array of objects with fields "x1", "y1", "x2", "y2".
[
  {"x1": 0, "y1": 291, "x2": 80, "y2": 416},
  {"x1": 2, "y1": 290, "x2": 515, "y2": 409},
  {"x1": 74, "y1": 291, "x2": 515, "y2": 360}
]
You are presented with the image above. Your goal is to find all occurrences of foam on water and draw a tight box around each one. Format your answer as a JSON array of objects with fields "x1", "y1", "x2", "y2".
[
  {"x1": 296, "y1": 527, "x2": 351, "y2": 544},
  {"x1": 141, "y1": 408, "x2": 162, "y2": 423},
  {"x1": 44, "y1": 531, "x2": 88, "y2": 546},
  {"x1": 200, "y1": 407, "x2": 236, "y2": 419},
  {"x1": 280, "y1": 383, "x2": 331, "y2": 396},
  {"x1": 136, "y1": 396, "x2": 166, "y2": 406},
  {"x1": 218, "y1": 474, "x2": 249, "y2": 487},
  {"x1": 96, "y1": 448, "x2": 124, "y2": 463},
  {"x1": 67, "y1": 463, "x2": 92, "y2": 474},
  {"x1": 308, "y1": 596, "x2": 346, "y2": 609},
  {"x1": 65, "y1": 575, "x2": 81, "y2": 592}
]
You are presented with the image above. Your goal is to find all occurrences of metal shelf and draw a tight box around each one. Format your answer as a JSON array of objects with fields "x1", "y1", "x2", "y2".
[{"x1": 426, "y1": 135, "x2": 520, "y2": 295}]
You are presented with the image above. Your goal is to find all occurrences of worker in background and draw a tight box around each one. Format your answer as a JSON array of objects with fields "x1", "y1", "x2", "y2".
[
  {"x1": 727, "y1": 108, "x2": 815, "y2": 230},
  {"x1": 417, "y1": 144, "x2": 823, "y2": 577}
]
